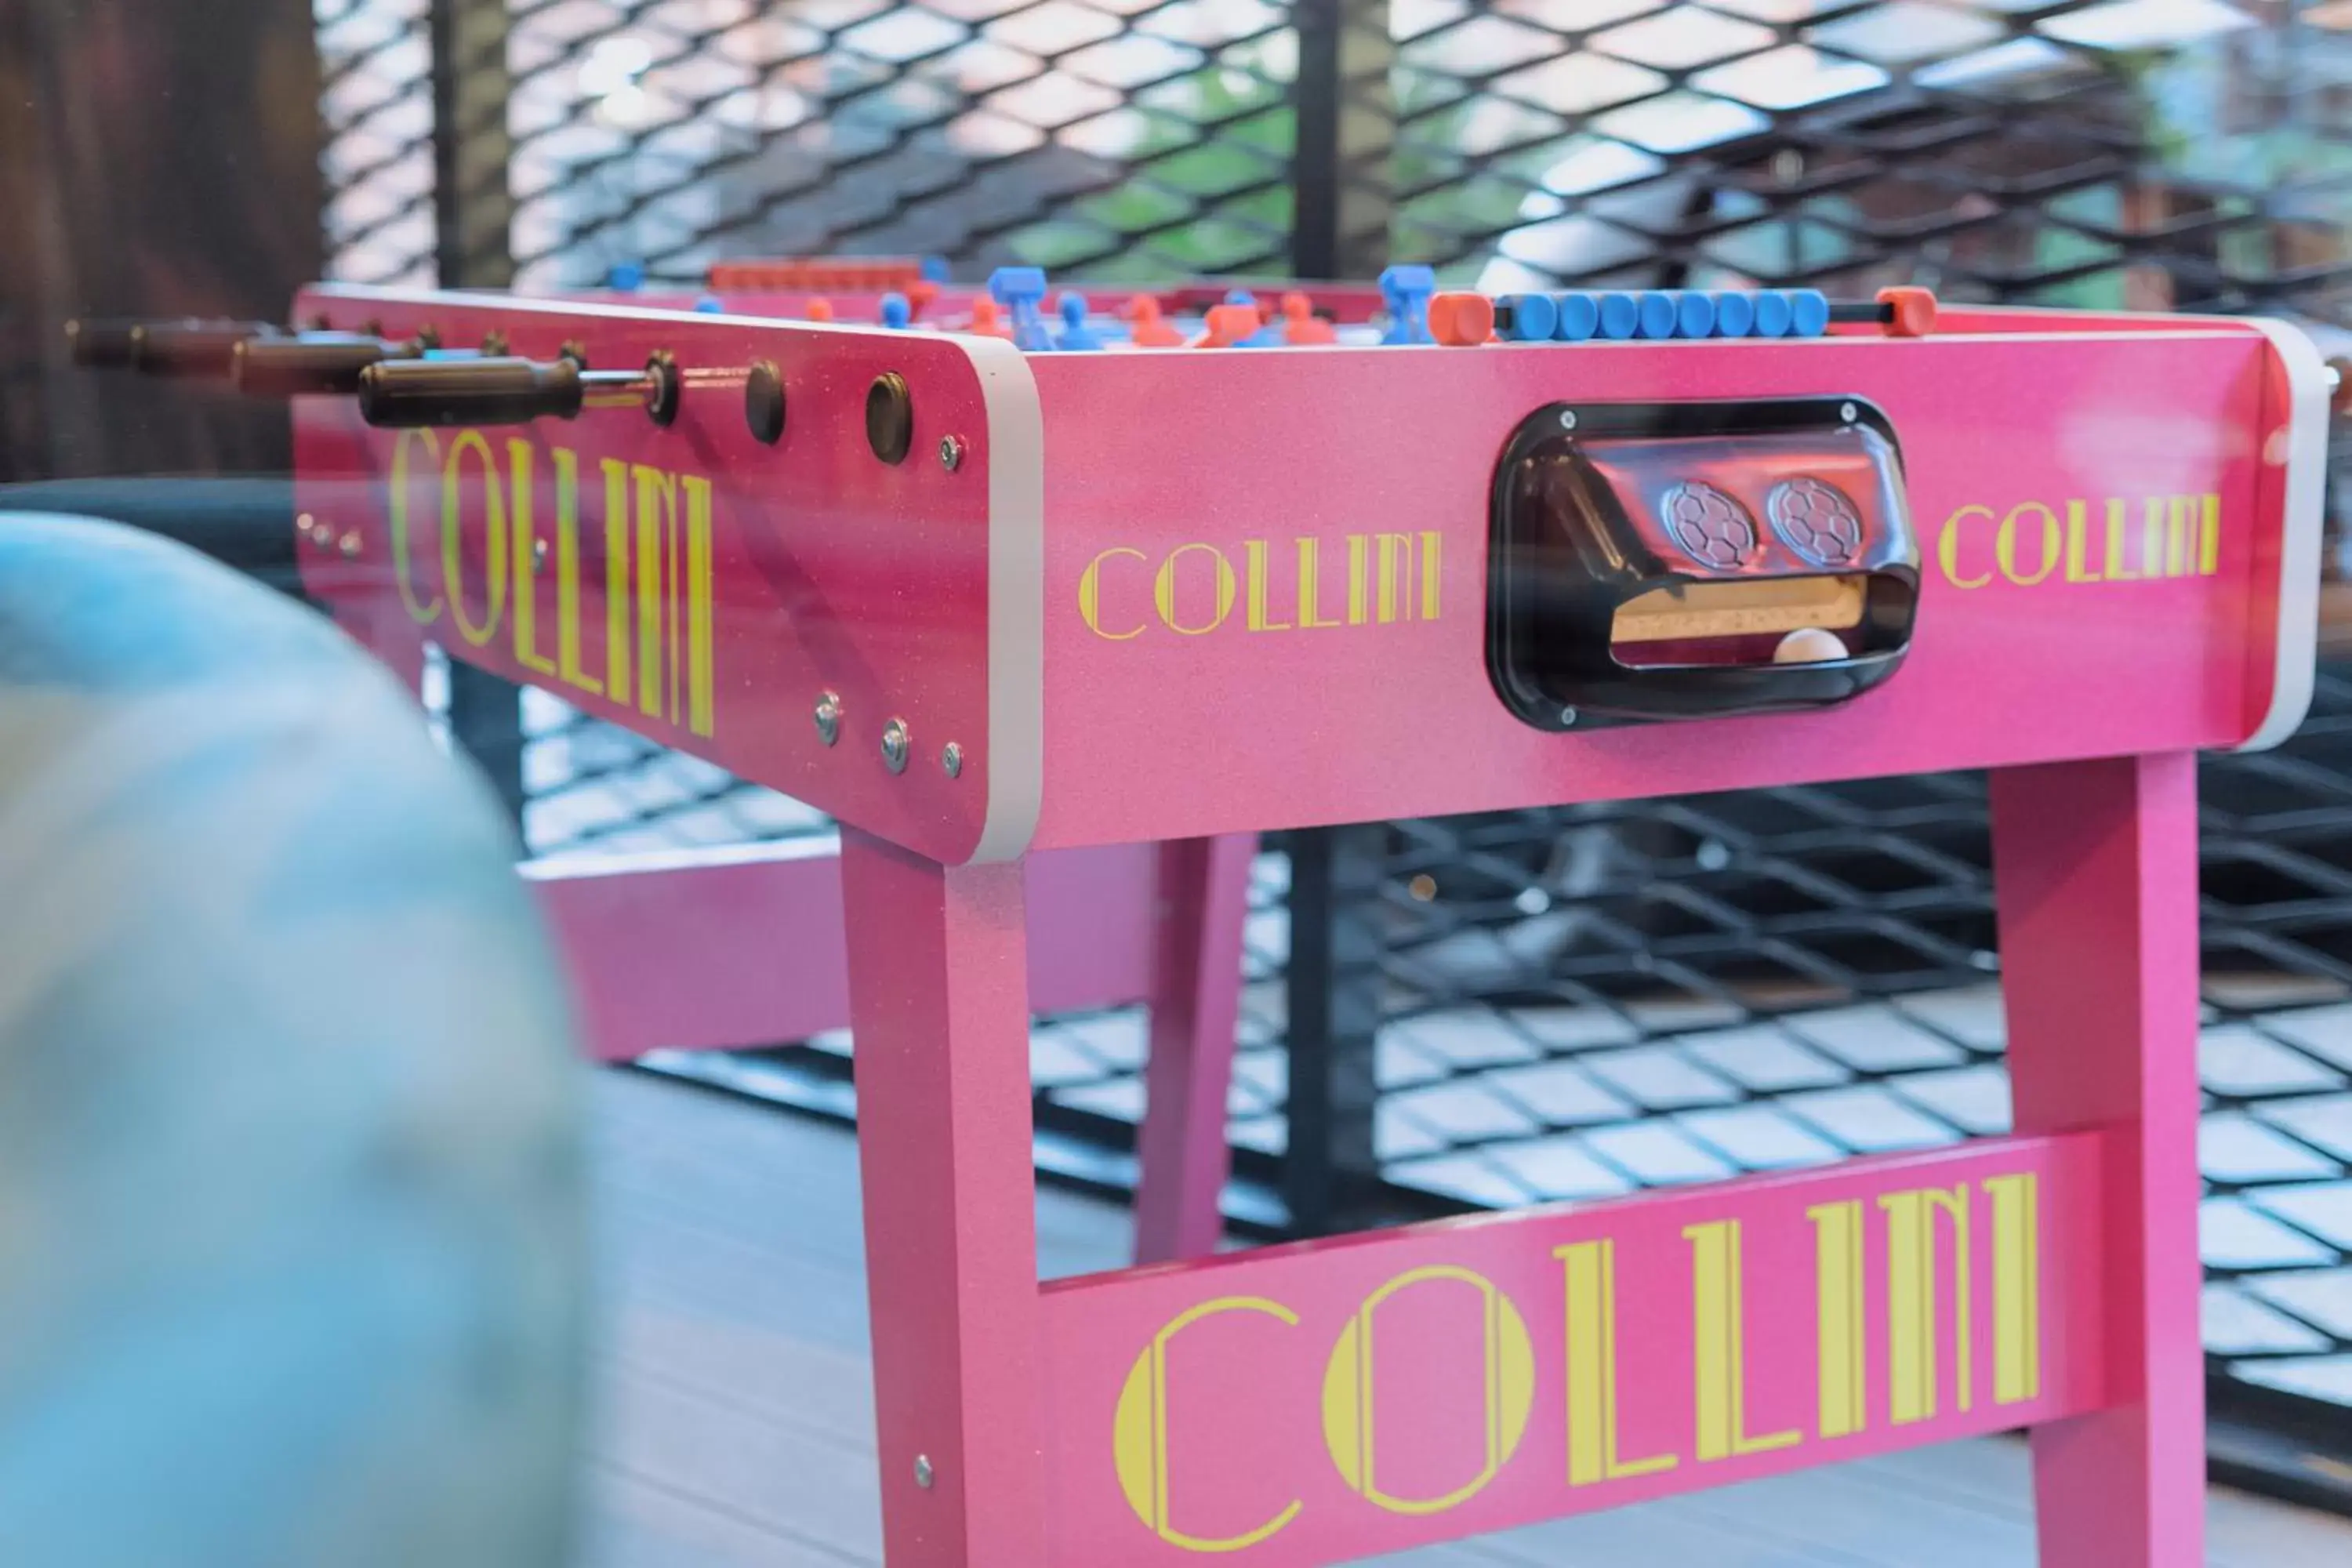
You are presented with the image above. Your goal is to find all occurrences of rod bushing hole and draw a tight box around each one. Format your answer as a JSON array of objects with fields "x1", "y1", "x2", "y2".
[
  {"x1": 866, "y1": 372, "x2": 913, "y2": 465},
  {"x1": 746, "y1": 359, "x2": 786, "y2": 445},
  {"x1": 645, "y1": 350, "x2": 681, "y2": 428}
]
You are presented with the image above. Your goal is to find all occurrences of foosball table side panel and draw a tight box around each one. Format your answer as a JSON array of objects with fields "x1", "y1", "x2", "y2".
[
  {"x1": 1027, "y1": 323, "x2": 2327, "y2": 852},
  {"x1": 289, "y1": 287, "x2": 1025, "y2": 867}
]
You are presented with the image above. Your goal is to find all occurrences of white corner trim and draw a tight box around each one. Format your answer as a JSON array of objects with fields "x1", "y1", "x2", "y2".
[
  {"x1": 960, "y1": 336, "x2": 1047, "y2": 862},
  {"x1": 2238, "y1": 318, "x2": 2328, "y2": 752}
]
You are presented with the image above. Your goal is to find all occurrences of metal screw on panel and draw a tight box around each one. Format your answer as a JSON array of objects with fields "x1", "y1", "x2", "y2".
[
  {"x1": 337, "y1": 531, "x2": 363, "y2": 559},
  {"x1": 1557, "y1": 409, "x2": 1577, "y2": 432},
  {"x1": 938, "y1": 435, "x2": 965, "y2": 473},
  {"x1": 814, "y1": 692, "x2": 842, "y2": 746},
  {"x1": 881, "y1": 718, "x2": 911, "y2": 775},
  {"x1": 1839, "y1": 401, "x2": 1858, "y2": 423},
  {"x1": 914, "y1": 1456, "x2": 935, "y2": 1490},
  {"x1": 1559, "y1": 706, "x2": 1578, "y2": 727},
  {"x1": 532, "y1": 537, "x2": 550, "y2": 574},
  {"x1": 942, "y1": 742, "x2": 964, "y2": 779}
]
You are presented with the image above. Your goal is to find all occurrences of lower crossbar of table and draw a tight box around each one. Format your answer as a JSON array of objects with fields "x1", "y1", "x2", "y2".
[{"x1": 1037, "y1": 1131, "x2": 2115, "y2": 1566}]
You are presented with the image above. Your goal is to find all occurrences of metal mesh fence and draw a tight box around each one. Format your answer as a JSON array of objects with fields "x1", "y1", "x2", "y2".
[
  {"x1": 321, "y1": 0, "x2": 2352, "y2": 1455},
  {"x1": 318, "y1": 0, "x2": 440, "y2": 285}
]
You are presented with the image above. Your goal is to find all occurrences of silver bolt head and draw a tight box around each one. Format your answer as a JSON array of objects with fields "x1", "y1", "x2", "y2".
[
  {"x1": 942, "y1": 741, "x2": 963, "y2": 779},
  {"x1": 337, "y1": 531, "x2": 363, "y2": 559},
  {"x1": 938, "y1": 435, "x2": 965, "y2": 472},
  {"x1": 1839, "y1": 401, "x2": 1858, "y2": 423},
  {"x1": 1557, "y1": 408, "x2": 1578, "y2": 431},
  {"x1": 881, "y1": 717, "x2": 911, "y2": 774},
  {"x1": 814, "y1": 692, "x2": 842, "y2": 746},
  {"x1": 1558, "y1": 705, "x2": 1578, "y2": 727},
  {"x1": 914, "y1": 1455, "x2": 935, "y2": 1489}
]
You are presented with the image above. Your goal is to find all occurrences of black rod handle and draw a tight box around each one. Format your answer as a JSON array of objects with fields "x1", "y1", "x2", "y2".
[
  {"x1": 64, "y1": 318, "x2": 147, "y2": 368},
  {"x1": 358, "y1": 356, "x2": 588, "y2": 427},
  {"x1": 234, "y1": 334, "x2": 412, "y2": 397},
  {"x1": 131, "y1": 321, "x2": 284, "y2": 377}
]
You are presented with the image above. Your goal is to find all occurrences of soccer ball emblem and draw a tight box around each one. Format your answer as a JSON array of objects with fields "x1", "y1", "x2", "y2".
[
  {"x1": 1661, "y1": 481, "x2": 1757, "y2": 569},
  {"x1": 1767, "y1": 477, "x2": 1863, "y2": 566}
]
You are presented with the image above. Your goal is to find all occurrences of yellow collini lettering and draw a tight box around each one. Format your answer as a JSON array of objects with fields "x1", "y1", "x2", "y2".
[
  {"x1": 620, "y1": 463, "x2": 715, "y2": 739},
  {"x1": 1558, "y1": 1240, "x2": 1679, "y2": 1486},
  {"x1": 1939, "y1": 495, "x2": 2223, "y2": 590},
  {"x1": 1374, "y1": 532, "x2": 1440, "y2": 623},
  {"x1": 389, "y1": 437, "x2": 714, "y2": 736},
  {"x1": 2101, "y1": 499, "x2": 2139, "y2": 583},
  {"x1": 390, "y1": 427, "x2": 445, "y2": 622},
  {"x1": 1881, "y1": 1185, "x2": 1971, "y2": 1425},
  {"x1": 509, "y1": 438, "x2": 555, "y2": 676},
  {"x1": 1322, "y1": 1266, "x2": 1536, "y2": 1516},
  {"x1": 1156, "y1": 543, "x2": 1236, "y2": 635},
  {"x1": 1984, "y1": 1174, "x2": 2043, "y2": 1406},
  {"x1": 1994, "y1": 502, "x2": 2059, "y2": 588},
  {"x1": 2064, "y1": 501, "x2": 2097, "y2": 584},
  {"x1": 441, "y1": 430, "x2": 507, "y2": 647},
  {"x1": 1685, "y1": 1220, "x2": 1802, "y2": 1462},
  {"x1": 1080, "y1": 547, "x2": 1149, "y2": 640},
  {"x1": 633, "y1": 465, "x2": 673, "y2": 721},
  {"x1": 1077, "y1": 533, "x2": 1444, "y2": 640},
  {"x1": 603, "y1": 456, "x2": 630, "y2": 704},
  {"x1": 684, "y1": 474, "x2": 714, "y2": 739},
  {"x1": 1297, "y1": 538, "x2": 1345, "y2": 630},
  {"x1": 1245, "y1": 540, "x2": 1290, "y2": 632},
  {"x1": 551, "y1": 448, "x2": 601, "y2": 697},
  {"x1": 1939, "y1": 505, "x2": 1994, "y2": 590},
  {"x1": 1808, "y1": 1201, "x2": 1867, "y2": 1439},
  {"x1": 1113, "y1": 1297, "x2": 1303, "y2": 1554}
]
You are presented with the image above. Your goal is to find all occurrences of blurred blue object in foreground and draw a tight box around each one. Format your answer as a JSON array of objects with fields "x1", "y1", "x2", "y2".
[{"x1": 0, "y1": 515, "x2": 586, "y2": 1568}]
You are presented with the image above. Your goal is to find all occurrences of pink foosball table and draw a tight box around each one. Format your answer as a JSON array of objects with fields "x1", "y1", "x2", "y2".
[{"x1": 82, "y1": 273, "x2": 2329, "y2": 1564}]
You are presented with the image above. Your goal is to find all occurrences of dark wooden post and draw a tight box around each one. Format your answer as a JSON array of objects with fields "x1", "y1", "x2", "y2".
[{"x1": 0, "y1": 0, "x2": 324, "y2": 481}]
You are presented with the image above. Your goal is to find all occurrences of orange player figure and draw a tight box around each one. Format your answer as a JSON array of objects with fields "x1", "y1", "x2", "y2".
[
  {"x1": 965, "y1": 296, "x2": 1014, "y2": 339},
  {"x1": 804, "y1": 298, "x2": 836, "y2": 322},
  {"x1": 1280, "y1": 292, "x2": 1336, "y2": 345},
  {"x1": 1190, "y1": 303, "x2": 1261, "y2": 349},
  {"x1": 1124, "y1": 295, "x2": 1184, "y2": 347}
]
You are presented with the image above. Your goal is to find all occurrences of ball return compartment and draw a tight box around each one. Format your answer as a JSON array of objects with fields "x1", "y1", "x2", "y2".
[{"x1": 1487, "y1": 396, "x2": 1921, "y2": 728}]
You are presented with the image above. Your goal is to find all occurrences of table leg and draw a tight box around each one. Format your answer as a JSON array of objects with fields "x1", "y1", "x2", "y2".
[
  {"x1": 1134, "y1": 833, "x2": 1256, "y2": 1264},
  {"x1": 841, "y1": 829, "x2": 1048, "y2": 1567},
  {"x1": 1991, "y1": 753, "x2": 2204, "y2": 1568}
]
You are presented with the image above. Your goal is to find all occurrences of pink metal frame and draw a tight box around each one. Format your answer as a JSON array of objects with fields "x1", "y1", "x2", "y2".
[
  {"x1": 523, "y1": 833, "x2": 1253, "y2": 1265},
  {"x1": 289, "y1": 286, "x2": 2321, "y2": 1564},
  {"x1": 829, "y1": 757, "x2": 2202, "y2": 1566},
  {"x1": 339, "y1": 612, "x2": 1252, "y2": 1269}
]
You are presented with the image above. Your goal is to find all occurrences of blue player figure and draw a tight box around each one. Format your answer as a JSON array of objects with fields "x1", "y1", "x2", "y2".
[
  {"x1": 880, "y1": 292, "x2": 913, "y2": 330},
  {"x1": 1054, "y1": 293, "x2": 1103, "y2": 351},
  {"x1": 1378, "y1": 264, "x2": 1436, "y2": 345},
  {"x1": 987, "y1": 266, "x2": 1055, "y2": 352}
]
